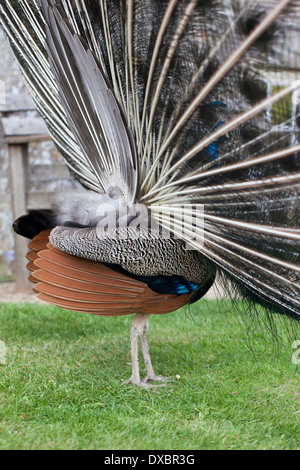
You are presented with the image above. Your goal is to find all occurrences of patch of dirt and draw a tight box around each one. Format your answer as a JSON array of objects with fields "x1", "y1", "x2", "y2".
[{"x1": 0, "y1": 282, "x2": 43, "y2": 303}]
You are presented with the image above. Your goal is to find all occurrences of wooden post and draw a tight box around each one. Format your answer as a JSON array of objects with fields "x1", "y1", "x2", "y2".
[
  {"x1": 9, "y1": 144, "x2": 31, "y2": 292},
  {"x1": 2, "y1": 115, "x2": 51, "y2": 293}
]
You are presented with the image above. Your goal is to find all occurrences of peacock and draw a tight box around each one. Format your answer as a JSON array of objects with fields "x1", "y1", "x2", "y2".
[{"x1": 0, "y1": 0, "x2": 299, "y2": 387}]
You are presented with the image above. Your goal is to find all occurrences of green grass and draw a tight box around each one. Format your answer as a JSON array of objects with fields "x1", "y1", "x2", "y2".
[{"x1": 0, "y1": 300, "x2": 299, "y2": 450}]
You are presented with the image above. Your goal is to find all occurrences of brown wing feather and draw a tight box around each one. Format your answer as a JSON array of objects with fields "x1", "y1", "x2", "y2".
[{"x1": 26, "y1": 230, "x2": 189, "y2": 316}]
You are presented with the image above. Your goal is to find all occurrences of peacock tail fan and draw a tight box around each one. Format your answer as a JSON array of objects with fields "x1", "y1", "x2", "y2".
[{"x1": 0, "y1": 0, "x2": 299, "y2": 326}]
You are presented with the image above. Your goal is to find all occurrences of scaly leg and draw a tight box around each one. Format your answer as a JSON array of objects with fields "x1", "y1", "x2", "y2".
[
  {"x1": 125, "y1": 313, "x2": 143, "y2": 386},
  {"x1": 124, "y1": 313, "x2": 168, "y2": 387},
  {"x1": 139, "y1": 317, "x2": 168, "y2": 384}
]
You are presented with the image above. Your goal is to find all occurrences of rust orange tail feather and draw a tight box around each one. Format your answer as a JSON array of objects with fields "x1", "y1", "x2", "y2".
[{"x1": 26, "y1": 230, "x2": 189, "y2": 316}]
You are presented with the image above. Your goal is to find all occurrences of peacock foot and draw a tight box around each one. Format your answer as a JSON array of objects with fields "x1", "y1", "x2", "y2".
[
  {"x1": 124, "y1": 313, "x2": 174, "y2": 389},
  {"x1": 123, "y1": 373, "x2": 169, "y2": 388},
  {"x1": 142, "y1": 374, "x2": 169, "y2": 384}
]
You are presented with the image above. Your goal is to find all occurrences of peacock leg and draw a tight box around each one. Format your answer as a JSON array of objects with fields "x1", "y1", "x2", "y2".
[
  {"x1": 125, "y1": 313, "x2": 143, "y2": 386},
  {"x1": 124, "y1": 313, "x2": 167, "y2": 387},
  {"x1": 139, "y1": 316, "x2": 168, "y2": 384}
]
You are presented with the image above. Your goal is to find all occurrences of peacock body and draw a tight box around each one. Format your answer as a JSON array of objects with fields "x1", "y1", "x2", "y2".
[{"x1": 0, "y1": 0, "x2": 299, "y2": 386}]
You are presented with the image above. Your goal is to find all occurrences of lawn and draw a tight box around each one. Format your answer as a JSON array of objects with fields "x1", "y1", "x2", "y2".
[{"x1": 0, "y1": 299, "x2": 299, "y2": 450}]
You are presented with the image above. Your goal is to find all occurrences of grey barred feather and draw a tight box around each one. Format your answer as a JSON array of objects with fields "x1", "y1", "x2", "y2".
[
  {"x1": 1, "y1": 0, "x2": 300, "y2": 320},
  {"x1": 49, "y1": 225, "x2": 210, "y2": 283}
]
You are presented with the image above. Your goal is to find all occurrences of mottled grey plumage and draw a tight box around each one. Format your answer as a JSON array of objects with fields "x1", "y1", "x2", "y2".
[{"x1": 50, "y1": 225, "x2": 209, "y2": 282}]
